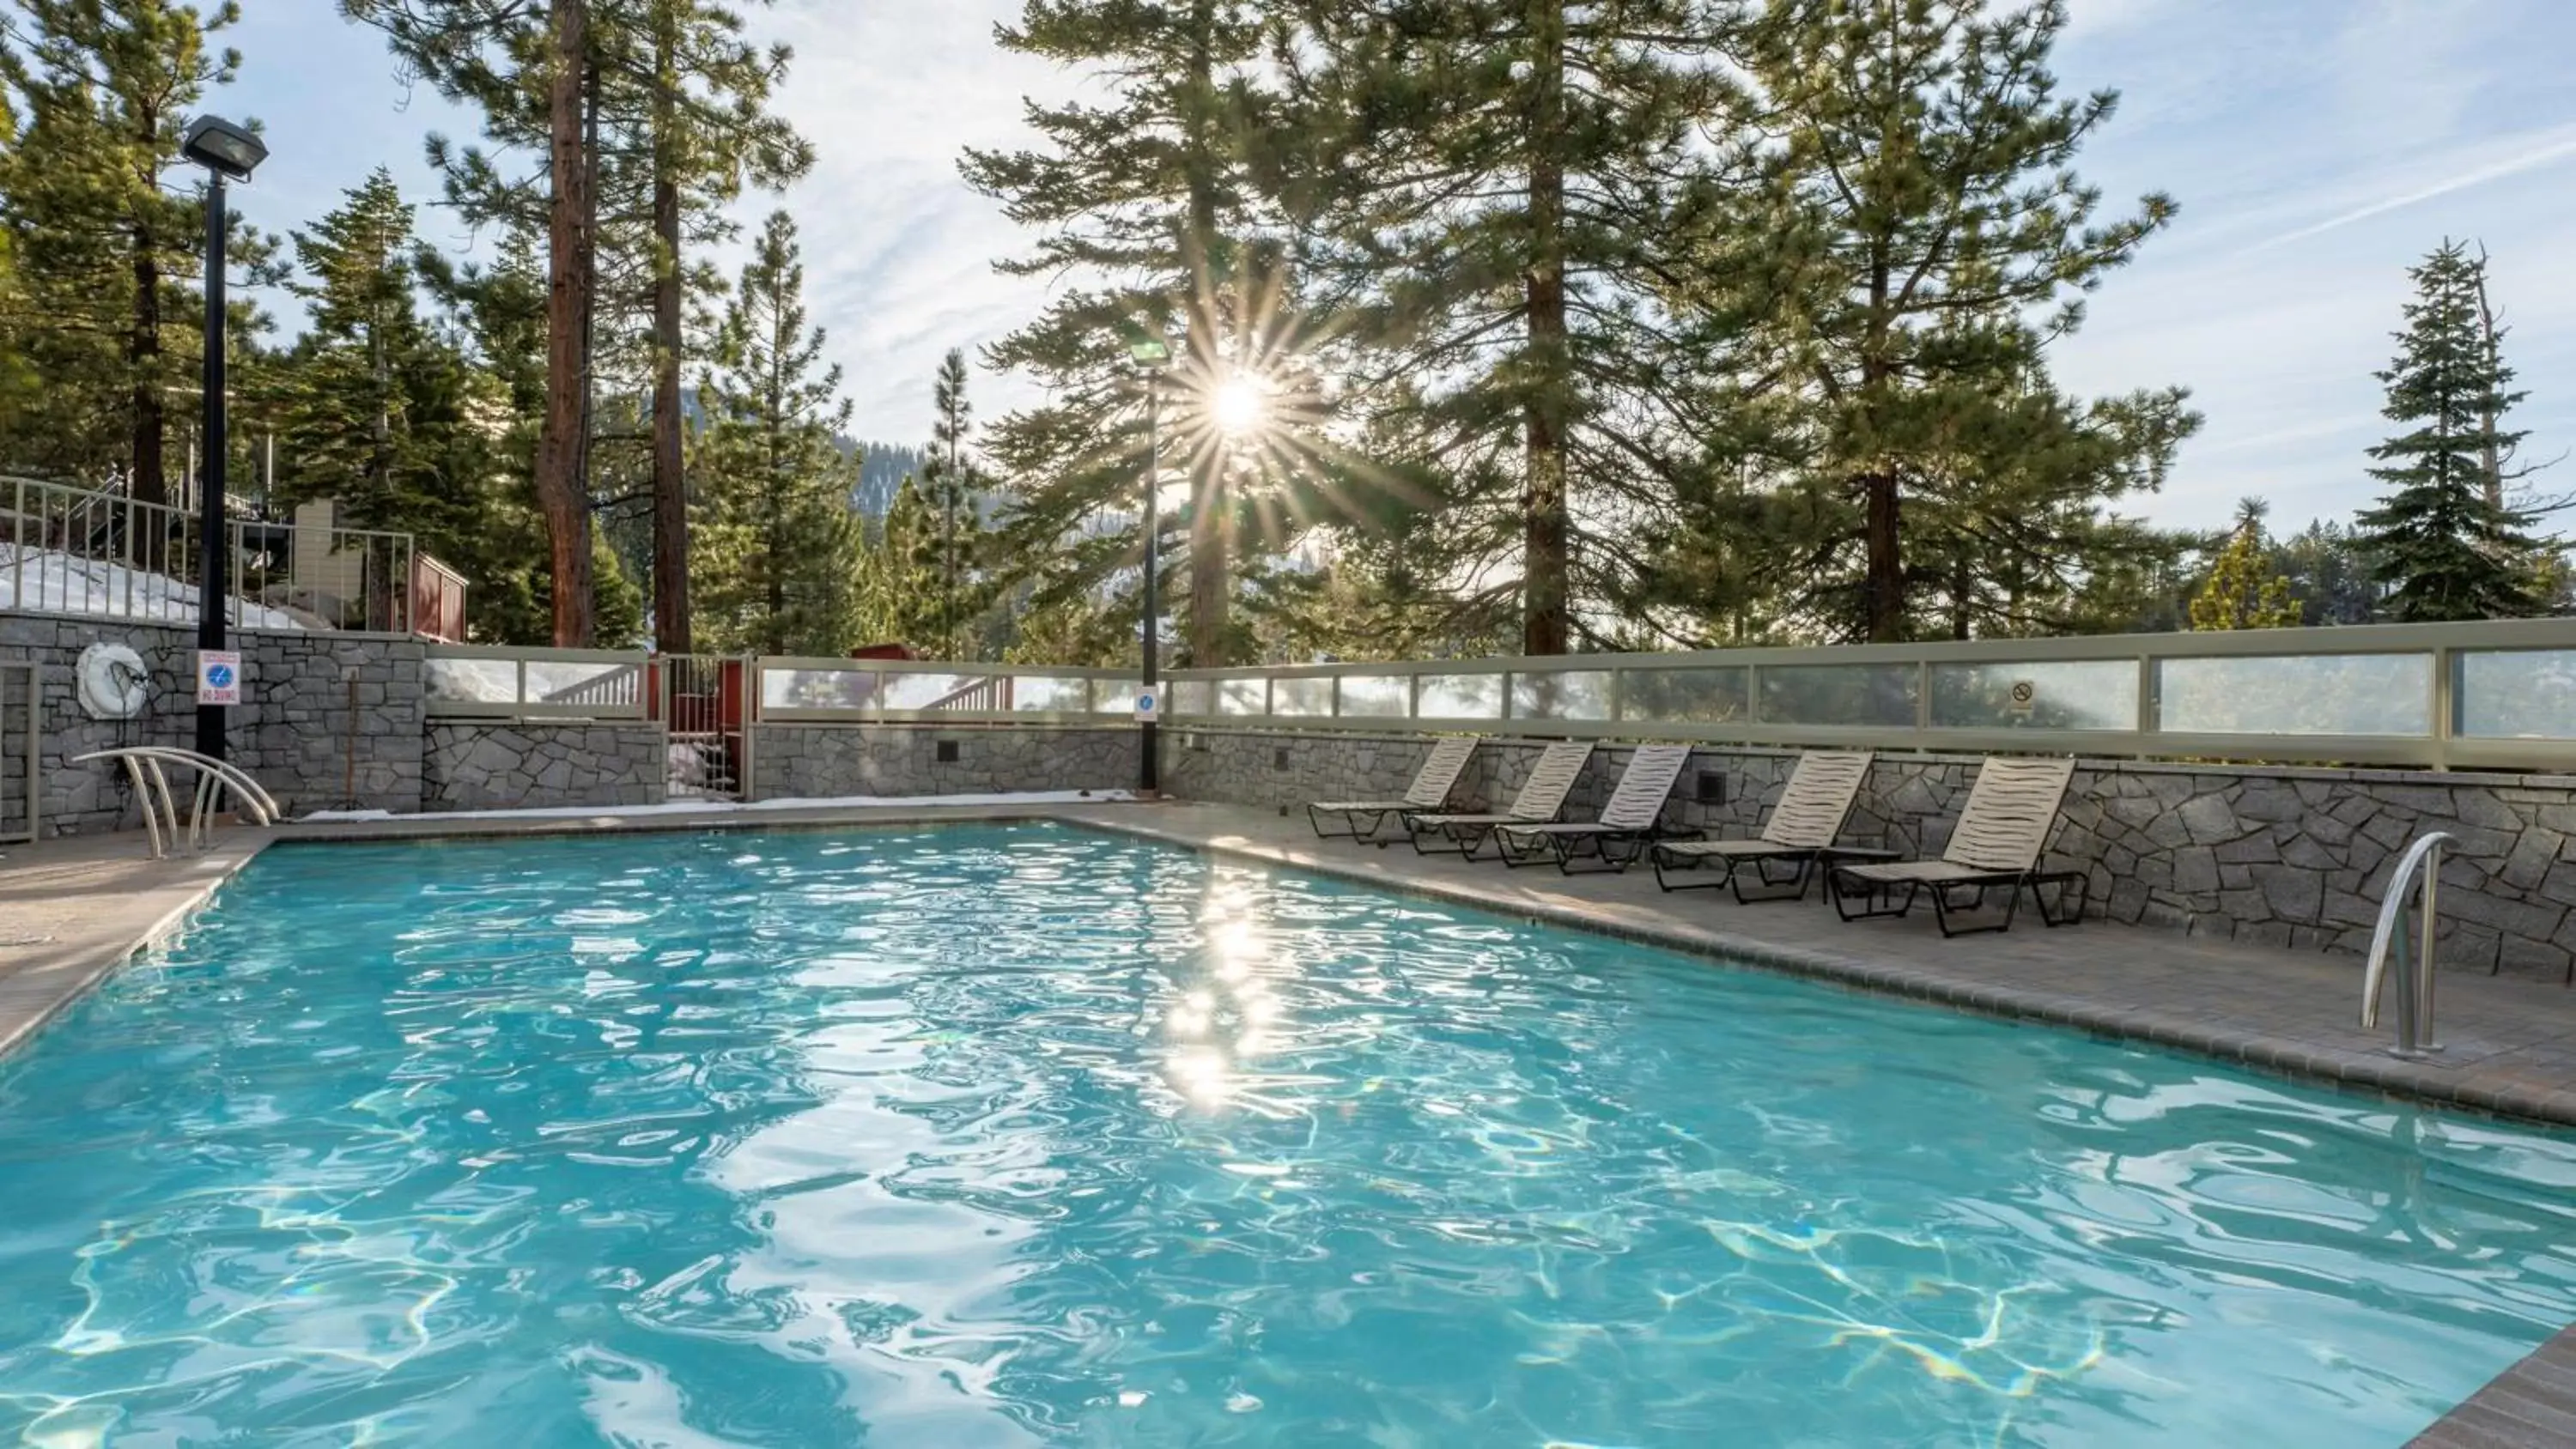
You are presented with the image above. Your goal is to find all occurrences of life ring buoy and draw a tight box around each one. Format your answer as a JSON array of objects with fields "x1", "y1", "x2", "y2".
[{"x1": 76, "y1": 642, "x2": 149, "y2": 720}]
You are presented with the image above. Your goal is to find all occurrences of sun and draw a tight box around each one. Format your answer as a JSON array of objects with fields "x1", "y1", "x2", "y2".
[{"x1": 1211, "y1": 374, "x2": 1269, "y2": 438}]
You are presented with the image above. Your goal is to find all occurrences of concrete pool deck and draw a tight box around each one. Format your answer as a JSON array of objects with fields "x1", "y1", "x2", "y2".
[{"x1": 3, "y1": 796, "x2": 2575, "y2": 1447}]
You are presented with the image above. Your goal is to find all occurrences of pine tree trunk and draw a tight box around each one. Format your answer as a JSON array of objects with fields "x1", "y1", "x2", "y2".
[
  {"x1": 650, "y1": 6, "x2": 690, "y2": 654},
  {"x1": 2474, "y1": 258, "x2": 2506, "y2": 513},
  {"x1": 1182, "y1": 0, "x2": 1228, "y2": 668},
  {"x1": 130, "y1": 235, "x2": 165, "y2": 513},
  {"x1": 537, "y1": 0, "x2": 597, "y2": 646},
  {"x1": 1519, "y1": 0, "x2": 1571, "y2": 658},
  {"x1": 1861, "y1": 247, "x2": 1903, "y2": 643}
]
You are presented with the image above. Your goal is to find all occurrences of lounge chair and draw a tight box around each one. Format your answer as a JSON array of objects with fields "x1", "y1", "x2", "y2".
[
  {"x1": 1649, "y1": 750, "x2": 1892, "y2": 900},
  {"x1": 1406, "y1": 740, "x2": 1595, "y2": 860},
  {"x1": 1491, "y1": 744, "x2": 1699, "y2": 873},
  {"x1": 1825, "y1": 756, "x2": 2087, "y2": 937},
  {"x1": 1307, "y1": 735, "x2": 1479, "y2": 843}
]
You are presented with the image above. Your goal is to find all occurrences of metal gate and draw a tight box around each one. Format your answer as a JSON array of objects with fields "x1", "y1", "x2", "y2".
[
  {"x1": 0, "y1": 661, "x2": 38, "y2": 843},
  {"x1": 652, "y1": 655, "x2": 751, "y2": 802}
]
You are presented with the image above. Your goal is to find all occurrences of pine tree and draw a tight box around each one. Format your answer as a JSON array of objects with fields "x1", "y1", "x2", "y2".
[
  {"x1": 2355, "y1": 240, "x2": 2548, "y2": 622},
  {"x1": 872, "y1": 474, "x2": 946, "y2": 650},
  {"x1": 692, "y1": 211, "x2": 862, "y2": 656},
  {"x1": 2190, "y1": 499, "x2": 2300, "y2": 631},
  {"x1": 963, "y1": 0, "x2": 1285, "y2": 668},
  {"x1": 1728, "y1": 0, "x2": 2191, "y2": 641},
  {"x1": 0, "y1": 0, "x2": 272, "y2": 506},
  {"x1": 921, "y1": 348, "x2": 979, "y2": 659},
  {"x1": 1285, "y1": 0, "x2": 1739, "y2": 654}
]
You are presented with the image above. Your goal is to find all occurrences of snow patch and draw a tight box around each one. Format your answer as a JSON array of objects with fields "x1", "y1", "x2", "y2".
[{"x1": 0, "y1": 543, "x2": 309, "y2": 630}]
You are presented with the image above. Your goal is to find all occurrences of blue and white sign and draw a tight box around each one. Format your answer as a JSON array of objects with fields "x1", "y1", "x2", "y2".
[
  {"x1": 196, "y1": 649, "x2": 242, "y2": 706},
  {"x1": 1134, "y1": 689, "x2": 1160, "y2": 723}
]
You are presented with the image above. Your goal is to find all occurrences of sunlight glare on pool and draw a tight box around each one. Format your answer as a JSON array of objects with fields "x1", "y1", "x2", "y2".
[{"x1": 0, "y1": 825, "x2": 2571, "y2": 1446}]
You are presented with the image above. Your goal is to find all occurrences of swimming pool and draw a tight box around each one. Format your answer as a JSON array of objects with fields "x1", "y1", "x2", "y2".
[{"x1": 0, "y1": 824, "x2": 2570, "y2": 1446}]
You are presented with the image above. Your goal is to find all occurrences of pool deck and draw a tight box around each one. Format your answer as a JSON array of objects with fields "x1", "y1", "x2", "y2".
[{"x1": 5, "y1": 797, "x2": 2576, "y2": 1447}]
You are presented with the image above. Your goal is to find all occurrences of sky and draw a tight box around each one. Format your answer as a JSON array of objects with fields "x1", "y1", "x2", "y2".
[{"x1": 223, "y1": 0, "x2": 2576, "y2": 535}]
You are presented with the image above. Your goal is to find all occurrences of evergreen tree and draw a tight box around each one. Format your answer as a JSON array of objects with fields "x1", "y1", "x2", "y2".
[
  {"x1": 692, "y1": 210, "x2": 862, "y2": 655},
  {"x1": 2355, "y1": 240, "x2": 2548, "y2": 622},
  {"x1": 1285, "y1": 0, "x2": 1740, "y2": 654},
  {"x1": 0, "y1": 0, "x2": 272, "y2": 504},
  {"x1": 872, "y1": 474, "x2": 947, "y2": 650},
  {"x1": 2190, "y1": 500, "x2": 2300, "y2": 631},
  {"x1": 921, "y1": 347, "x2": 983, "y2": 659},
  {"x1": 1727, "y1": 0, "x2": 2192, "y2": 641},
  {"x1": 2268, "y1": 520, "x2": 2379, "y2": 626},
  {"x1": 964, "y1": 0, "x2": 1285, "y2": 668}
]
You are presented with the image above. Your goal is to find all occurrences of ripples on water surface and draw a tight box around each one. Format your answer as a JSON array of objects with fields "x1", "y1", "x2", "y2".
[{"x1": 1, "y1": 825, "x2": 2573, "y2": 1446}]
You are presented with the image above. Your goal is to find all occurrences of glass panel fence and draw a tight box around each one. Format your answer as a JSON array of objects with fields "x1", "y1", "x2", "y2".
[
  {"x1": 1929, "y1": 660, "x2": 2136, "y2": 731},
  {"x1": 2156, "y1": 654, "x2": 2431, "y2": 736},
  {"x1": 1172, "y1": 680, "x2": 1215, "y2": 716},
  {"x1": 1619, "y1": 666, "x2": 1750, "y2": 724},
  {"x1": 1335, "y1": 673, "x2": 1412, "y2": 718},
  {"x1": 423, "y1": 657, "x2": 519, "y2": 705},
  {"x1": 2457, "y1": 650, "x2": 2576, "y2": 739},
  {"x1": 877, "y1": 672, "x2": 981, "y2": 711},
  {"x1": 1510, "y1": 670, "x2": 1613, "y2": 721},
  {"x1": 1760, "y1": 664, "x2": 1919, "y2": 728},
  {"x1": 762, "y1": 667, "x2": 880, "y2": 712},
  {"x1": 1417, "y1": 672, "x2": 1504, "y2": 719},
  {"x1": 1009, "y1": 676, "x2": 1091, "y2": 712},
  {"x1": 1218, "y1": 678, "x2": 1268, "y2": 715},
  {"x1": 1273, "y1": 676, "x2": 1334, "y2": 716},
  {"x1": 1095, "y1": 679, "x2": 1144, "y2": 714}
]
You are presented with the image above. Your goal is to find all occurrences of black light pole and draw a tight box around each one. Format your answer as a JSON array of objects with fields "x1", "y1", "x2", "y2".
[
  {"x1": 1130, "y1": 340, "x2": 1169, "y2": 795},
  {"x1": 180, "y1": 116, "x2": 266, "y2": 762}
]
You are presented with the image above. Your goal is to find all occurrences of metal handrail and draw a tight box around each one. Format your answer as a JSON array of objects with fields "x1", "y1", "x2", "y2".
[
  {"x1": 2360, "y1": 831, "x2": 2454, "y2": 1058},
  {"x1": 72, "y1": 746, "x2": 279, "y2": 858}
]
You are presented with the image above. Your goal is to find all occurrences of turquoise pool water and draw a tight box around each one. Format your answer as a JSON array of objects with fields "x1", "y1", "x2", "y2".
[{"x1": 1, "y1": 825, "x2": 2572, "y2": 1446}]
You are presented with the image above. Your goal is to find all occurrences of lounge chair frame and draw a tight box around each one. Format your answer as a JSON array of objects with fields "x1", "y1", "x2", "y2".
[
  {"x1": 1649, "y1": 751, "x2": 1882, "y2": 900},
  {"x1": 1406, "y1": 741, "x2": 1595, "y2": 860},
  {"x1": 1492, "y1": 744, "x2": 1700, "y2": 874},
  {"x1": 1825, "y1": 757, "x2": 2091, "y2": 937},
  {"x1": 1307, "y1": 736, "x2": 1479, "y2": 844}
]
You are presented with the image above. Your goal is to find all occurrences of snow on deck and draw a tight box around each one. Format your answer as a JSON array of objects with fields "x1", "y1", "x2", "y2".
[{"x1": 0, "y1": 544, "x2": 308, "y2": 630}]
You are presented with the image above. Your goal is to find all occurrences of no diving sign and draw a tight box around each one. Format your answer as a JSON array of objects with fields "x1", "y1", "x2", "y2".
[{"x1": 197, "y1": 649, "x2": 243, "y2": 706}]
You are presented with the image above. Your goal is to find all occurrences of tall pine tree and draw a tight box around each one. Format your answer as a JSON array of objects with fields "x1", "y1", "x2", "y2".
[
  {"x1": 1285, "y1": 0, "x2": 1739, "y2": 654},
  {"x1": 2355, "y1": 239, "x2": 2548, "y2": 622},
  {"x1": 0, "y1": 0, "x2": 272, "y2": 506},
  {"x1": 920, "y1": 346, "x2": 984, "y2": 660},
  {"x1": 963, "y1": 0, "x2": 1279, "y2": 668},
  {"x1": 1725, "y1": 0, "x2": 2192, "y2": 641},
  {"x1": 692, "y1": 211, "x2": 862, "y2": 656}
]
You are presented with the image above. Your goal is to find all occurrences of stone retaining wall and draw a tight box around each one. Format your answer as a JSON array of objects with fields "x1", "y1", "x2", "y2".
[
  {"x1": 1163, "y1": 726, "x2": 2576, "y2": 983},
  {"x1": 425, "y1": 721, "x2": 666, "y2": 812},
  {"x1": 751, "y1": 723, "x2": 1139, "y2": 801},
  {"x1": 0, "y1": 611, "x2": 424, "y2": 832}
]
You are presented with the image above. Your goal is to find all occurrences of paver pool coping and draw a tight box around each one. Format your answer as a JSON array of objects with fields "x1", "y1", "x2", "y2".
[{"x1": 6, "y1": 798, "x2": 2576, "y2": 1448}]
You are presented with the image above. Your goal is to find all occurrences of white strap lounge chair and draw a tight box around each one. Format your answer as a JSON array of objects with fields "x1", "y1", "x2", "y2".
[
  {"x1": 1406, "y1": 740, "x2": 1596, "y2": 860},
  {"x1": 1649, "y1": 751, "x2": 1889, "y2": 900},
  {"x1": 1826, "y1": 756, "x2": 2087, "y2": 937},
  {"x1": 1492, "y1": 744, "x2": 1699, "y2": 873},
  {"x1": 1307, "y1": 736, "x2": 1480, "y2": 843}
]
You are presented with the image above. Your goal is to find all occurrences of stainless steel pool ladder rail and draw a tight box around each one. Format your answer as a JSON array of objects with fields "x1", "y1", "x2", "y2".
[
  {"x1": 2360, "y1": 831, "x2": 2452, "y2": 1059},
  {"x1": 70, "y1": 747, "x2": 280, "y2": 859}
]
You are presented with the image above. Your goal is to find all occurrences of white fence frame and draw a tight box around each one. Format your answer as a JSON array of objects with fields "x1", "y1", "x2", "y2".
[{"x1": 422, "y1": 617, "x2": 2576, "y2": 773}]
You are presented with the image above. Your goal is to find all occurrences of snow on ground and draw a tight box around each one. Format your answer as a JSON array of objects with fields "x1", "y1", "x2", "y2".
[
  {"x1": 0, "y1": 543, "x2": 307, "y2": 630},
  {"x1": 299, "y1": 789, "x2": 1139, "y2": 823}
]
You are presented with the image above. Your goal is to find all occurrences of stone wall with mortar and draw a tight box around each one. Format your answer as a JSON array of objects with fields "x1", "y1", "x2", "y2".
[
  {"x1": 1163, "y1": 725, "x2": 2576, "y2": 984},
  {"x1": 425, "y1": 721, "x2": 667, "y2": 812},
  {"x1": 751, "y1": 723, "x2": 1140, "y2": 802},
  {"x1": 0, "y1": 610, "x2": 425, "y2": 834}
]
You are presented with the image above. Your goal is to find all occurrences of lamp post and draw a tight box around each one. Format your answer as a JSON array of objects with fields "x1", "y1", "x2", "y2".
[
  {"x1": 1127, "y1": 336, "x2": 1172, "y2": 795},
  {"x1": 180, "y1": 115, "x2": 266, "y2": 762}
]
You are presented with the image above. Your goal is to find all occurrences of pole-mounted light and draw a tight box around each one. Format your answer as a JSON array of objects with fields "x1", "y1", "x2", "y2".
[
  {"x1": 1116, "y1": 320, "x2": 1171, "y2": 796},
  {"x1": 183, "y1": 115, "x2": 264, "y2": 764}
]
